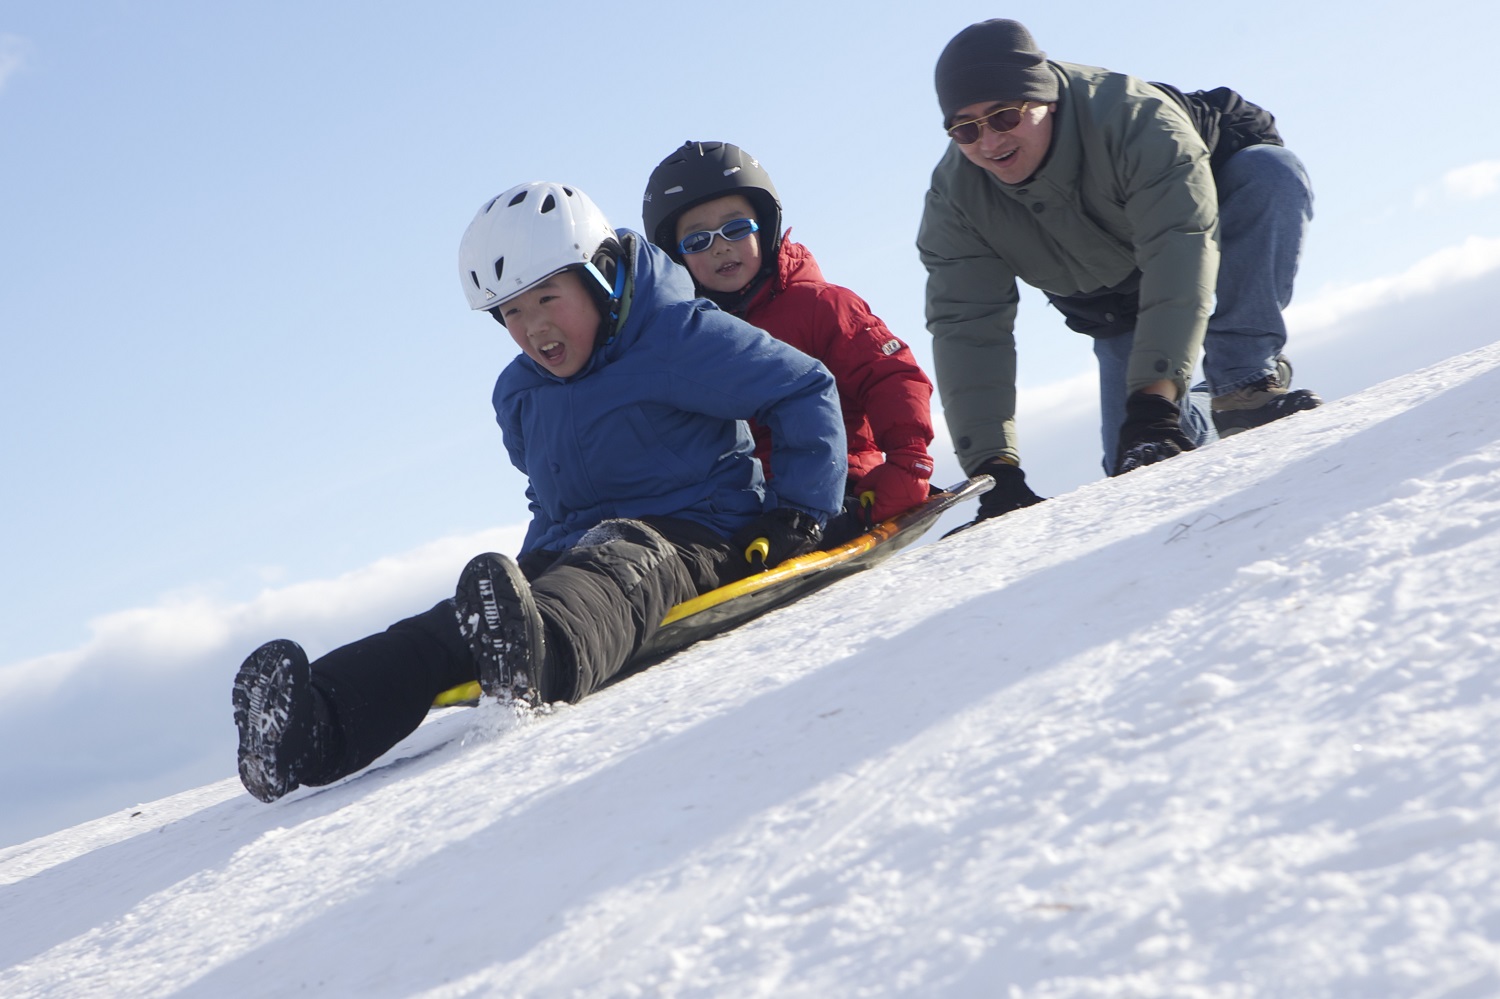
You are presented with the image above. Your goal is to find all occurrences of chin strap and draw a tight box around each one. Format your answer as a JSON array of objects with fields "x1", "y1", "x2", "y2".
[
  {"x1": 607, "y1": 255, "x2": 626, "y2": 330},
  {"x1": 582, "y1": 251, "x2": 627, "y2": 346}
]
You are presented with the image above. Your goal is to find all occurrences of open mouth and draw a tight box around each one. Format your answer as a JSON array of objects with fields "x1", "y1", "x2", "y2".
[{"x1": 539, "y1": 341, "x2": 564, "y2": 362}]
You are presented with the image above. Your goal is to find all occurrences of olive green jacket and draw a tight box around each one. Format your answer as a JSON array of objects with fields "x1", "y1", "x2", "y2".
[{"x1": 918, "y1": 61, "x2": 1219, "y2": 472}]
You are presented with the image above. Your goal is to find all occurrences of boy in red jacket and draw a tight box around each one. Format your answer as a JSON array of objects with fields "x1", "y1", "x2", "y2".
[{"x1": 644, "y1": 141, "x2": 936, "y2": 541}]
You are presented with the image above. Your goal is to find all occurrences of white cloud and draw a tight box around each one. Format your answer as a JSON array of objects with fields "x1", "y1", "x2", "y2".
[
  {"x1": 0, "y1": 35, "x2": 27, "y2": 95},
  {"x1": 0, "y1": 524, "x2": 528, "y2": 706},
  {"x1": 0, "y1": 524, "x2": 538, "y2": 850},
  {"x1": 1443, "y1": 161, "x2": 1500, "y2": 201},
  {"x1": 1287, "y1": 235, "x2": 1500, "y2": 340}
]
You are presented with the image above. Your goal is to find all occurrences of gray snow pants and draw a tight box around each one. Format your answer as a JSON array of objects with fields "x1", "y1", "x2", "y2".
[{"x1": 302, "y1": 517, "x2": 737, "y2": 784}]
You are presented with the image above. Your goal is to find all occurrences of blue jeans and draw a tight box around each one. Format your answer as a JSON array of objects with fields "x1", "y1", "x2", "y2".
[{"x1": 1094, "y1": 143, "x2": 1314, "y2": 472}]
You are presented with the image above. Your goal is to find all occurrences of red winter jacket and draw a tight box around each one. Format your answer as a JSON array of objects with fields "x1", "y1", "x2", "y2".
[{"x1": 737, "y1": 236, "x2": 934, "y2": 483}]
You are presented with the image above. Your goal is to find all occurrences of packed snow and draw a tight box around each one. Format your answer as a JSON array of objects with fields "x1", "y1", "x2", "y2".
[{"x1": 3, "y1": 342, "x2": 1499, "y2": 998}]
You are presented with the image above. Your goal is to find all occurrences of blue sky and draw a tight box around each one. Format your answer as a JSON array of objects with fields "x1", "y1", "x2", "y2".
[{"x1": 2, "y1": 0, "x2": 1498, "y2": 846}]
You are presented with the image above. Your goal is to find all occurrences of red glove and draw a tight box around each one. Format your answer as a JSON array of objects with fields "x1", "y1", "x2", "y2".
[{"x1": 857, "y1": 446, "x2": 934, "y2": 522}]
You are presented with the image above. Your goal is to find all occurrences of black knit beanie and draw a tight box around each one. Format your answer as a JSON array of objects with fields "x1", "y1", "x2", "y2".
[{"x1": 935, "y1": 19, "x2": 1059, "y2": 121}]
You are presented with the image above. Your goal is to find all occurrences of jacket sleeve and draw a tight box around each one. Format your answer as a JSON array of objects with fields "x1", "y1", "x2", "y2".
[
  {"x1": 1114, "y1": 94, "x2": 1219, "y2": 398},
  {"x1": 806, "y1": 285, "x2": 934, "y2": 454},
  {"x1": 657, "y1": 305, "x2": 847, "y2": 523},
  {"x1": 918, "y1": 184, "x2": 1024, "y2": 472}
]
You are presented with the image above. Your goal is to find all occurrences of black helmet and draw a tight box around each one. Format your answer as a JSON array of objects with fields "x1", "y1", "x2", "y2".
[{"x1": 642, "y1": 141, "x2": 783, "y2": 262}]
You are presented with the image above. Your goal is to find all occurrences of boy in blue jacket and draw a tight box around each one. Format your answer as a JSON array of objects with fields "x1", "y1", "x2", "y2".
[{"x1": 232, "y1": 182, "x2": 845, "y2": 804}]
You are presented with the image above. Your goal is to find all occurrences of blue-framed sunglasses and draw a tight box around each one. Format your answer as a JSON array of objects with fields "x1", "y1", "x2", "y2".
[{"x1": 678, "y1": 217, "x2": 759, "y2": 255}]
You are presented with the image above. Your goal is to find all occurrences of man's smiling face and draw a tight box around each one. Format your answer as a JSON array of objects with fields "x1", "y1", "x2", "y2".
[{"x1": 951, "y1": 100, "x2": 1055, "y2": 185}]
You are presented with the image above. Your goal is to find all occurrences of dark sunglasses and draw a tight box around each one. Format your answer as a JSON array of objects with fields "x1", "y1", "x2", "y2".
[
  {"x1": 945, "y1": 103, "x2": 1032, "y2": 144},
  {"x1": 678, "y1": 217, "x2": 759, "y2": 255}
]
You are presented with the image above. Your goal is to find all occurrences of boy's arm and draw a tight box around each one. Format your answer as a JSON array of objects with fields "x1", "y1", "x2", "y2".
[
  {"x1": 802, "y1": 286, "x2": 935, "y2": 519},
  {"x1": 755, "y1": 368, "x2": 846, "y2": 524},
  {"x1": 667, "y1": 305, "x2": 846, "y2": 522},
  {"x1": 810, "y1": 287, "x2": 935, "y2": 455}
]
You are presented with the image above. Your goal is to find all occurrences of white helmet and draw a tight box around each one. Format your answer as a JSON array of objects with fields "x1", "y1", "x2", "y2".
[{"x1": 458, "y1": 182, "x2": 617, "y2": 312}]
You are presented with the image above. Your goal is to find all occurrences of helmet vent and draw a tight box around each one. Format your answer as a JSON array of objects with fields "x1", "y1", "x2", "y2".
[
  {"x1": 461, "y1": 181, "x2": 613, "y2": 313},
  {"x1": 722, "y1": 166, "x2": 742, "y2": 177},
  {"x1": 663, "y1": 185, "x2": 684, "y2": 195}
]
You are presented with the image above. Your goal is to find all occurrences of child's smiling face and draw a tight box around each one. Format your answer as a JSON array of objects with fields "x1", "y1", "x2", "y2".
[
  {"x1": 674, "y1": 194, "x2": 763, "y2": 295},
  {"x1": 496, "y1": 269, "x2": 601, "y2": 378}
]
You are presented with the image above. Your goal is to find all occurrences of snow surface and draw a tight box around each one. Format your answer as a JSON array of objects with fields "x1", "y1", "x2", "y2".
[{"x1": 4, "y1": 343, "x2": 1500, "y2": 998}]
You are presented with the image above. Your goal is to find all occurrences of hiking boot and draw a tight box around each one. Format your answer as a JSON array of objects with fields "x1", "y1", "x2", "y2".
[
  {"x1": 455, "y1": 553, "x2": 549, "y2": 706},
  {"x1": 1213, "y1": 389, "x2": 1322, "y2": 436},
  {"x1": 1211, "y1": 355, "x2": 1322, "y2": 437},
  {"x1": 232, "y1": 639, "x2": 326, "y2": 803}
]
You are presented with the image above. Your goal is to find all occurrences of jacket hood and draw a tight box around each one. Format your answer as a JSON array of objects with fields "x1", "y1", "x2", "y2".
[{"x1": 769, "y1": 232, "x2": 824, "y2": 294}]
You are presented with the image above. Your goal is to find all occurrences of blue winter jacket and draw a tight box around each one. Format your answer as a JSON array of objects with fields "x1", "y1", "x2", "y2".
[{"x1": 494, "y1": 232, "x2": 847, "y2": 556}]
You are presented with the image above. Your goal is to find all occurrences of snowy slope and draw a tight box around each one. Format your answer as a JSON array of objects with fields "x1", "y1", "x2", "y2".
[{"x1": 3, "y1": 343, "x2": 1500, "y2": 998}]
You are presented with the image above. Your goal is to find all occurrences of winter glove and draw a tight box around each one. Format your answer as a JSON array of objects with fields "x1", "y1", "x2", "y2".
[
  {"x1": 1114, "y1": 391, "x2": 1196, "y2": 476},
  {"x1": 857, "y1": 446, "x2": 935, "y2": 523},
  {"x1": 732, "y1": 507, "x2": 824, "y2": 571},
  {"x1": 943, "y1": 459, "x2": 1045, "y2": 538}
]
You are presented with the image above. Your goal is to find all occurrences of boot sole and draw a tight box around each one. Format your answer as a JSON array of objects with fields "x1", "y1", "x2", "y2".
[
  {"x1": 455, "y1": 554, "x2": 546, "y2": 705},
  {"x1": 232, "y1": 639, "x2": 308, "y2": 803}
]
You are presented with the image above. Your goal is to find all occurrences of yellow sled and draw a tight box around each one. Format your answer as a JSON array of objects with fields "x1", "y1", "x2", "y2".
[{"x1": 431, "y1": 475, "x2": 992, "y2": 708}]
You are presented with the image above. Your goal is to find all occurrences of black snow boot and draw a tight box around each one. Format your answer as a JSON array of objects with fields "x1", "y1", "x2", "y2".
[
  {"x1": 455, "y1": 552, "x2": 550, "y2": 706},
  {"x1": 232, "y1": 639, "x2": 331, "y2": 802}
]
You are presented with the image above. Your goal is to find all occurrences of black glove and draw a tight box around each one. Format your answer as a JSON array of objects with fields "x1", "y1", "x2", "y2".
[
  {"x1": 732, "y1": 507, "x2": 824, "y2": 571},
  {"x1": 1114, "y1": 391, "x2": 1196, "y2": 476},
  {"x1": 944, "y1": 459, "x2": 1045, "y2": 537}
]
